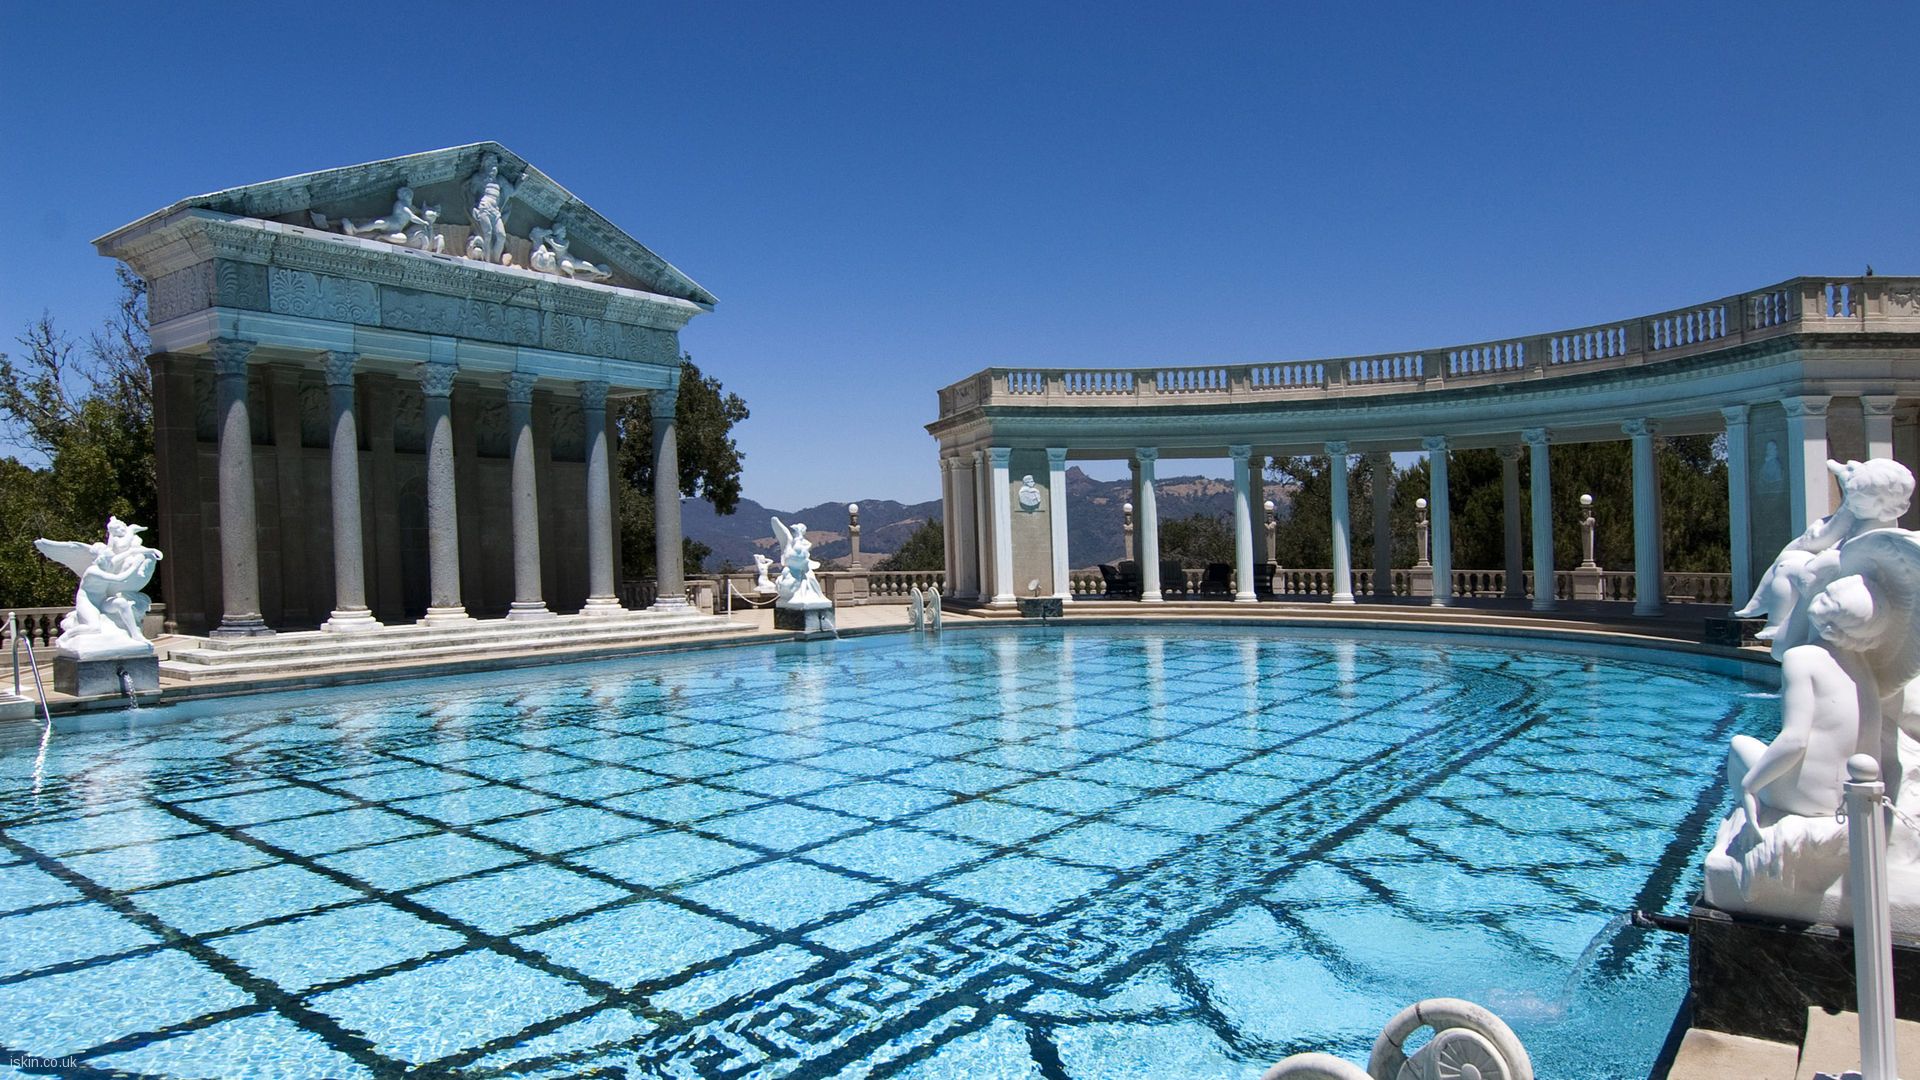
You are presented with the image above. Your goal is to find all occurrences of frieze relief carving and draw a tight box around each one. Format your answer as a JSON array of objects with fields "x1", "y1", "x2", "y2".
[
  {"x1": 149, "y1": 263, "x2": 214, "y2": 323},
  {"x1": 300, "y1": 383, "x2": 330, "y2": 449},
  {"x1": 1890, "y1": 287, "x2": 1920, "y2": 313},
  {"x1": 213, "y1": 260, "x2": 270, "y2": 311},
  {"x1": 269, "y1": 269, "x2": 379, "y2": 324},
  {"x1": 461, "y1": 299, "x2": 542, "y2": 347},
  {"x1": 393, "y1": 389, "x2": 425, "y2": 453},
  {"x1": 381, "y1": 288, "x2": 467, "y2": 337}
]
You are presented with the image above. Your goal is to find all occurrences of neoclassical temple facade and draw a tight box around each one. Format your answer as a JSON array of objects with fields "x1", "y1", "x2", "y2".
[
  {"x1": 97, "y1": 144, "x2": 711, "y2": 637},
  {"x1": 928, "y1": 276, "x2": 1920, "y2": 613}
]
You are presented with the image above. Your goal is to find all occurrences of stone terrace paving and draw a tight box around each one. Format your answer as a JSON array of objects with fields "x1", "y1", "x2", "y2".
[{"x1": 0, "y1": 630, "x2": 1768, "y2": 1078}]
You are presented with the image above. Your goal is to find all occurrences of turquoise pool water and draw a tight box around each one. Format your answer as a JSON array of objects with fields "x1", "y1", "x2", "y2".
[{"x1": 0, "y1": 627, "x2": 1771, "y2": 1078}]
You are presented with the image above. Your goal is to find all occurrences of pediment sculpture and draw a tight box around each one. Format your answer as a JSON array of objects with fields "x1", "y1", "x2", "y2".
[
  {"x1": 1705, "y1": 458, "x2": 1920, "y2": 928},
  {"x1": 33, "y1": 518, "x2": 164, "y2": 659}
]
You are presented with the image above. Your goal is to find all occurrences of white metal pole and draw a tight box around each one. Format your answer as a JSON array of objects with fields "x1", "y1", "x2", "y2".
[{"x1": 1845, "y1": 753, "x2": 1897, "y2": 1080}]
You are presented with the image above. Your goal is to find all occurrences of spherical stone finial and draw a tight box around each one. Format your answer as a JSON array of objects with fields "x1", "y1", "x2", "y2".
[
  {"x1": 1263, "y1": 499, "x2": 1276, "y2": 512},
  {"x1": 1416, "y1": 498, "x2": 1428, "y2": 510},
  {"x1": 1849, "y1": 753, "x2": 1882, "y2": 783},
  {"x1": 1123, "y1": 502, "x2": 1134, "y2": 514},
  {"x1": 1580, "y1": 493, "x2": 1594, "y2": 507},
  {"x1": 847, "y1": 503, "x2": 859, "y2": 516}
]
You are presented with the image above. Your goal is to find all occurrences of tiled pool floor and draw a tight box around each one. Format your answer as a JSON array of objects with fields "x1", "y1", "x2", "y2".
[{"x1": 0, "y1": 629, "x2": 1771, "y2": 1078}]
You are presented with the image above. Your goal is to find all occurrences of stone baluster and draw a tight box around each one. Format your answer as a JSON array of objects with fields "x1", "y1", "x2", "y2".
[
  {"x1": 1326, "y1": 441, "x2": 1355, "y2": 605},
  {"x1": 419, "y1": 361, "x2": 469, "y2": 623},
  {"x1": 321, "y1": 352, "x2": 379, "y2": 632},
  {"x1": 579, "y1": 381, "x2": 623, "y2": 615},
  {"x1": 210, "y1": 338, "x2": 272, "y2": 636},
  {"x1": 1522, "y1": 428, "x2": 1554, "y2": 612},
  {"x1": 505, "y1": 372, "x2": 552, "y2": 620},
  {"x1": 1230, "y1": 445, "x2": 1256, "y2": 603}
]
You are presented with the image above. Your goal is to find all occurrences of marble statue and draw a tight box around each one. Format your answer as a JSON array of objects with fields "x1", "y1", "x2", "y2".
[
  {"x1": 1736, "y1": 459, "x2": 1914, "y2": 646},
  {"x1": 530, "y1": 224, "x2": 613, "y2": 282},
  {"x1": 1706, "y1": 461, "x2": 1920, "y2": 929},
  {"x1": 908, "y1": 586, "x2": 924, "y2": 630},
  {"x1": 334, "y1": 187, "x2": 444, "y2": 251},
  {"x1": 464, "y1": 152, "x2": 519, "y2": 265},
  {"x1": 1018, "y1": 475, "x2": 1042, "y2": 511},
  {"x1": 928, "y1": 586, "x2": 942, "y2": 630},
  {"x1": 771, "y1": 519, "x2": 831, "y2": 611},
  {"x1": 752, "y1": 554, "x2": 777, "y2": 594},
  {"x1": 1261, "y1": 998, "x2": 1532, "y2": 1080},
  {"x1": 33, "y1": 518, "x2": 164, "y2": 658}
]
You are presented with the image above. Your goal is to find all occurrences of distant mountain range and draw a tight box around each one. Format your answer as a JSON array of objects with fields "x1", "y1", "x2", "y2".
[{"x1": 684, "y1": 467, "x2": 1285, "y2": 571}]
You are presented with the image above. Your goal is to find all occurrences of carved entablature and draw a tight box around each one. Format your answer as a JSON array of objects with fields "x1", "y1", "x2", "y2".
[{"x1": 94, "y1": 142, "x2": 710, "y2": 385}]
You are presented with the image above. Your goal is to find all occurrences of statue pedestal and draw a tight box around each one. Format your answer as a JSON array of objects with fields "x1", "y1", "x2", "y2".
[
  {"x1": 54, "y1": 649, "x2": 158, "y2": 698},
  {"x1": 774, "y1": 606, "x2": 835, "y2": 637},
  {"x1": 1690, "y1": 901, "x2": 1920, "y2": 1045}
]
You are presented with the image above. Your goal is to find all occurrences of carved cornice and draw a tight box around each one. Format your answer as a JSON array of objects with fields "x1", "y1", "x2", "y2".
[
  {"x1": 323, "y1": 351, "x2": 360, "y2": 387},
  {"x1": 209, "y1": 338, "x2": 255, "y2": 376}
]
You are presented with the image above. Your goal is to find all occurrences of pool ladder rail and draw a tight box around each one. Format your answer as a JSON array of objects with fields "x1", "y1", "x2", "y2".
[{"x1": 5, "y1": 611, "x2": 56, "y2": 730}]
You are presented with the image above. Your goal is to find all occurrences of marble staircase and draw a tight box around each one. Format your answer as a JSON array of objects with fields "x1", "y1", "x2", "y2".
[{"x1": 159, "y1": 609, "x2": 748, "y2": 682}]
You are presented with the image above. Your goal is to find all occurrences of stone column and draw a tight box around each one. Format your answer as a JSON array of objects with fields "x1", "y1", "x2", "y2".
[
  {"x1": 1230, "y1": 445, "x2": 1257, "y2": 603},
  {"x1": 580, "y1": 381, "x2": 622, "y2": 615},
  {"x1": 1722, "y1": 405, "x2": 1753, "y2": 607},
  {"x1": 1522, "y1": 428, "x2": 1554, "y2": 612},
  {"x1": 1783, "y1": 395, "x2": 1832, "y2": 530},
  {"x1": 1499, "y1": 445, "x2": 1525, "y2": 599},
  {"x1": 321, "y1": 352, "x2": 379, "y2": 632},
  {"x1": 210, "y1": 338, "x2": 271, "y2": 637},
  {"x1": 1137, "y1": 448, "x2": 1163, "y2": 602},
  {"x1": 939, "y1": 456, "x2": 958, "y2": 592},
  {"x1": 1047, "y1": 447, "x2": 1072, "y2": 601},
  {"x1": 988, "y1": 448, "x2": 1016, "y2": 606},
  {"x1": 1423, "y1": 436, "x2": 1452, "y2": 607},
  {"x1": 419, "y1": 361, "x2": 469, "y2": 623},
  {"x1": 1625, "y1": 419, "x2": 1663, "y2": 617},
  {"x1": 1863, "y1": 394, "x2": 1898, "y2": 460},
  {"x1": 1368, "y1": 451, "x2": 1393, "y2": 597},
  {"x1": 1326, "y1": 441, "x2": 1355, "y2": 605},
  {"x1": 504, "y1": 372, "x2": 552, "y2": 620},
  {"x1": 951, "y1": 454, "x2": 978, "y2": 599},
  {"x1": 972, "y1": 450, "x2": 992, "y2": 602},
  {"x1": 650, "y1": 389, "x2": 688, "y2": 610}
]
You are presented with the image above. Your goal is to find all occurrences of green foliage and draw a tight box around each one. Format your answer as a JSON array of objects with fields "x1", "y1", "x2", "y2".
[
  {"x1": 875, "y1": 519, "x2": 944, "y2": 571},
  {"x1": 616, "y1": 355, "x2": 749, "y2": 578},
  {"x1": 1159, "y1": 513, "x2": 1235, "y2": 568},
  {"x1": 0, "y1": 269, "x2": 155, "y2": 607}
]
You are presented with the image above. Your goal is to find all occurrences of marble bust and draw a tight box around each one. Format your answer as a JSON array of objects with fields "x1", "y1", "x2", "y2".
[{"x1": 1018, "y1": 475, "x2": 1042, "y2": 511}]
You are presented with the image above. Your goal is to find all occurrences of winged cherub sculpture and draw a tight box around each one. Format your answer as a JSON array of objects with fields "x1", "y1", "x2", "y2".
[
  {"x1": 770, "y1": 518, "x2": 832, "y2": 611},
  {"x1": 33, "y1": 518, "x2": 164, "y2": 657}
]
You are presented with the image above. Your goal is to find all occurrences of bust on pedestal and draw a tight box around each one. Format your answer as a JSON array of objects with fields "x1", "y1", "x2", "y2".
[{"x1": 33, "y1": 518, "x2": 164, "y2": 697}]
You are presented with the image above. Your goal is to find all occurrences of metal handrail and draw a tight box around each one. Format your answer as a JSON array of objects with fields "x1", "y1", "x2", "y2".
[{"x1": 6, "y1": 612, "x2": 55, "y2": 729}]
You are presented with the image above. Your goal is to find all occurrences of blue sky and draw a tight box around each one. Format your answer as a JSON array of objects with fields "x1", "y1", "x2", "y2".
[{"x1": 2, "y1": 2, "x2": 1912, "y2": 508}]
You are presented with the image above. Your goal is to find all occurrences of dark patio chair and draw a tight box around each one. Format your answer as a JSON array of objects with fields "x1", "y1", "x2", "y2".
[
  {"x1": 1202, "y1": 562, "x2": 1233, "y2": 596},
  {"x1": 1160, "y1": 559, "x2": 1187, "y2": 598},
  {"x1": 1114, "y1": 560, "x2": 1143, "y2": 599}
]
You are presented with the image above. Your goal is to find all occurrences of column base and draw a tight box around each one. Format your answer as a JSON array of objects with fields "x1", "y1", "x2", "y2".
[
  {"x1": 506, "y1": 601, "x2": 555, "y2": 621},
  {"x1": 1530, "y1": 599, "x2": 1557, "y2": 613},
  {"x1": 1139, "y1": 592, "x2": 1163, "y2": 603},
  {"x1": 989, "y1": 594, "x2": 1017, "y2": 608},
  {"x1": 649, "y1": 595, "x2": 692, "y2": 613},
  {"x1": 321, "y1": 607, "x2": 383, "y2": 633},
  {"x1": 421, "y1": 606, "x2": 472, "y2": 624},
  {"x1": 1054, "y1": 592, "x2": 1074, "y2": 603},
  {"x1": 580, "y1": 596, "x2": 626, "y2": 616},
  {"x1": 1429, "y1": 596, "x2": 1454, "y2": 608},
  {"x1": 1233, "y1": 592, "x2": 1257, "y2": 603},
  {"x1": 1634, "y1": 604, "x2": 1664, "y2": 618},
  {"x1": 211, "y1": 614, "x2": 273, "y2": 638},
  {"x1": 1331, "y1": 593, "x2": 1356, "y2": 605}
]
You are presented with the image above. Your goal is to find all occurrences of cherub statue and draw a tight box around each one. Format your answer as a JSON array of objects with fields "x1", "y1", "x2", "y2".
[
  {"x1": 337, "y1": 186, "x2": 436, "y2": 246},
  {"x1": 1736, "y1": 458, "x2": 1914, "y2": 651},
  {"x1": 770, "y1": 518, "x2": 832, "y2": 611},
  {"x1": 33, "y1": 518, "x2": 164, "y2": 657},
  {"x1": 530, "y1": 224, "x2": 613, "y2": 282},
  {"x1": 464, "y1": 152, "x2": 519, "y2": 265},
  {"x1": 751, "y1": 553, "x2": 777, "y2": 594}
]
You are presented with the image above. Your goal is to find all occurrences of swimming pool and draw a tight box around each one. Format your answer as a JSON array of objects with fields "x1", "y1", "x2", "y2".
[{"x1": 0, "y1": 626, "x2": 1771, "y2": 1078}]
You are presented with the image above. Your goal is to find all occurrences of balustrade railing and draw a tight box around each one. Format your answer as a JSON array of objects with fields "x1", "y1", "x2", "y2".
[
  {"x1": 6, "y1": 609, "x2": 64, "y2": 649},
  {"x1": 1055, "y1": 568, "x2": 1726, "y2": 605},
  {"x1": 937, "y1": 276, "x2": 1914, "y2": 418}
]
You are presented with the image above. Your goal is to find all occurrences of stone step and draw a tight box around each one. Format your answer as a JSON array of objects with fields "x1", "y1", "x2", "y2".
[
  {"x1": 158, "y1": 620, "x2": 750, "y2": 682},
  {"x1": 167, "y1": 612, "x2": 731, "y2": 662},
  {"x1": 183, "y1": 610, "x2": 702, "y2": 653}
]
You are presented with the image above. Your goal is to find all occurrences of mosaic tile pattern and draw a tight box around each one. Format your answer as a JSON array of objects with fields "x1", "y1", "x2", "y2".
[{"x1": 0, "y1": 628, "x2": 1773, "y2": 1078}]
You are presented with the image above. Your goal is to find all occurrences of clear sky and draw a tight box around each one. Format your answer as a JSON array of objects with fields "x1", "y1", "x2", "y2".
[{"x1": 2, "y1": 2, "x2": 1912, "y2": 508}]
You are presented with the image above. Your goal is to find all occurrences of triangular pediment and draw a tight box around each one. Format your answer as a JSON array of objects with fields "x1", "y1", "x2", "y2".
[{"x1": 99, "y1": 142, "x2": 715, "y2": 307}]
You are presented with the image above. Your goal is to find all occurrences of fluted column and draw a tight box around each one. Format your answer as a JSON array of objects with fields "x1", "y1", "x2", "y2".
[
  {"x1": 1368, "y1": 451, "x2": 1392, "y2": 597},
  {"x1": 1863, "y1": 394, "x2": 1898, "y2": 460},
  {"x1": 1423, "y1": 436, "x2": 1452, "y2": 606},
  {"x1": 1625, "y1": 419, "x2": 1663, "y2": 617},
  {"x1": 210, "y1": 338, "x2": 271, "y2": 637},
  {"x1": 1499, "y1": 445, "x2": 1525, "y2": 599},
  {"x1": 1723, "y1": 405, "x2": 1753, "y2": 606},
  {"x1": 1230, "y1": 445, "x2": 1257, "y2": 603},
  {"x1": 988, "y1": 447, "x2": 1015, "y2": 606},
  {"x1": 1137, "y1": 448, "x2": 1162, "y2": 602},
  {"x1": 1326, "y1": 441, "x2": 1355, "y2": 605},
  {"x1": 580, "y1": 381, "x2": 622, "y2": 615},
  {"x1": 1783, "y1": 395, "x2": 1832, "y2": 531},
  {"x1": 504, "y1": 372, "x2": 552, "y2": 620},
  {"x1": 1047, "y1": 447, "x2": 1072, "y2": 601},
  {"x1": 418, "y1": 361, "x2": 469, "y2": 623},
  {"x1": 650, "y1": 388, "x2": 688, "y2": 610},
  {"x1": 972, "y1": 450, "x2": 992, "y2": 602},
  {"x1": 1522, "y1": 428, "x2": 1554, "y2": 612},
  {"x1": 321, "y1": 352, "x2": 379, "y2": 632}
]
